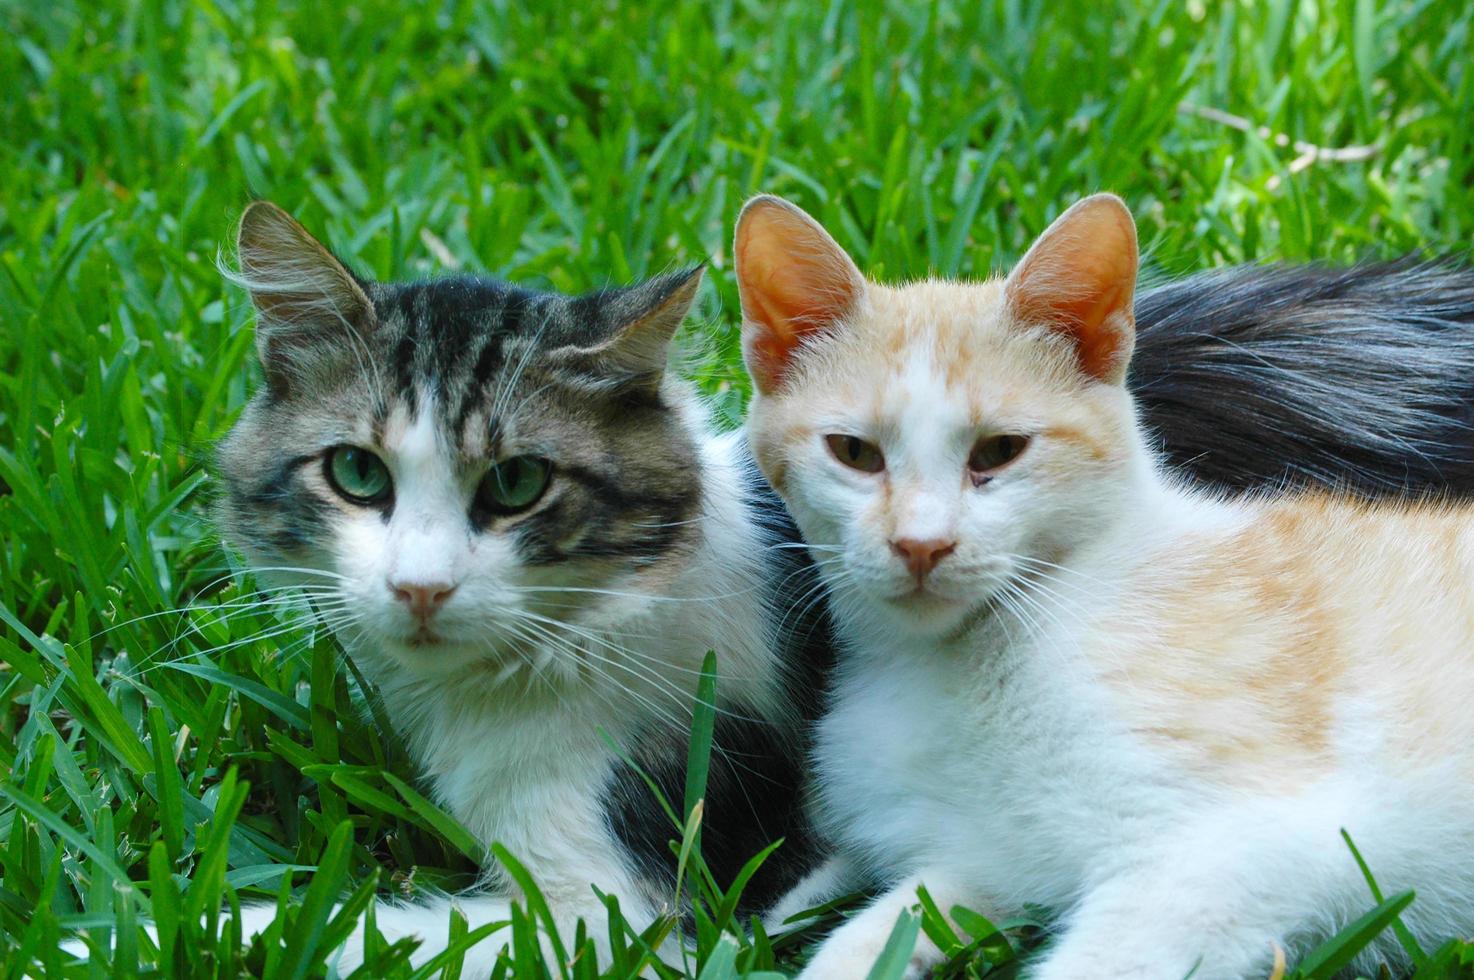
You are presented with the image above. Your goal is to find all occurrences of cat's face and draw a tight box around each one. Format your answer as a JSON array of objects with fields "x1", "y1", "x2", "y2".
[
  {"x1": 735, "y1": 195, "x2": 1142, "y2": 638},
  {"x1": 219, "y1": 202, "x2": 705, "y2": 679}
]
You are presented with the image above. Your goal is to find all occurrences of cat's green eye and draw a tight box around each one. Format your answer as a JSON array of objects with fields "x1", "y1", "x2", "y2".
[
  {"x1": 825, "y1": 434, "x2": 885, "y2": 474},
  {"x1": 326, "y1": 445, "x2": 393, "y2": 505},
  {"x1": 969, "y1": 434, "x2": 1029, "y2": 477},
  {"x1": 476, "y1": 455, "x2": 553, "y2": 516}
]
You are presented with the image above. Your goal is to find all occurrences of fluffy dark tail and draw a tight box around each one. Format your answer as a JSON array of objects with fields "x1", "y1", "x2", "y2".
[{"x1": 1131, "y1": 259, "x2": 1474, "y2": 495}]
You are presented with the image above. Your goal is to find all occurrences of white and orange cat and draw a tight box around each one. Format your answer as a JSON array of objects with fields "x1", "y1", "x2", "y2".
[{"x1": 734, "y1": 193, "x2": 1474, "y2": 979}]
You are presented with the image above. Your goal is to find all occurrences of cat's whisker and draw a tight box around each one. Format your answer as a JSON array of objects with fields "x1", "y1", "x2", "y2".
[
  {"x1": 999, "y1": 567, "x2": 1093, "y2": 619},
  {"x1": 515, "y1": 609, "x2": 776, "y2": 727},
  {"x1": 629, "y1": 517, "x2": 703, "y2": 529},
  {"x1": 86, "y1": 596, "x2": 310, "y2": 641},
  {"x1": 114, "y1": 598, "x2": 347, "y2": 667},
  {"x1": 505, "y1": 583, "x2": 766, "y2": 604},
  {"x1": 505, "y1": 607, "x2": 672, "y2": 645},
  {"x1": 1011, "y1": 553, "x2": 1116, "y2": 589},
  {"x1": 767, "y1": 541, "x2": 845, "y2": 554},
  {"x1": 592, "y1": 637, "x2": 765, "y2": 685},
  {"x1": 507, "y1": 622, "x2": 567, "y2": 690},
  {"x1": 181, "y1": 567, "x2": 350, "y2": 600},
  {"x1": 501, "y1": 377, "x2": 563, "y2": 430},
  {"x1": 508, "y1": 617, "x2": 696, "y2": 733},
  {"x1": 506, "y1": 609, "x2": 765, "y2": 684},
  {"x1": 990, "y1": 565, "x2": 1096, "y2": 633},
  {"x1": 121, "y1": 621, "x2": 326, "y2": 679},
  {"x1": 984, "y1": 585, "x2": 1030, "y2": 642},
  {"x1": 520, "y1": 623, "x2": 786, "y2": 787},
  {"x1": 241, "y1": 566, "x2": 352, "y2": 581},
  {"x1": 514, "y1": 612, "x2": 712, "y2": 703},
  {"x1": 504, "y1": 621, "x2": 783, "y2": 795},
  {"x1": 992, "y1": 580, "x2": 1057, "y2": 644},
  {"x1": 490, "y1": 308, "x2": 560, "y2": 428},
  {"x1": 90, "y1": 579, "x2": 345, "y2": 640},
  {"x1": 990, "y1": 580, "x2": 1061, "y2": 633},
  {"x1": 773, "y1": 572, "x2": 840, "y2": 638}
]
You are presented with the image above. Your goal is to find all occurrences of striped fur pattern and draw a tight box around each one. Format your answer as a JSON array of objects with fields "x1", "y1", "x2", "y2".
[
  {"x1": 216, "y1": 202, "x2": 829, "y2": 969},
  {"x1": 735, "y1": 193, "x2": 1474, "y2": 980}
]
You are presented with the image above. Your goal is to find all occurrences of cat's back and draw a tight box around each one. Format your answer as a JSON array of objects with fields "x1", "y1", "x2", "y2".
[{"x1": 1092, "y1": 491, "x2": 1474, "y2": 789}]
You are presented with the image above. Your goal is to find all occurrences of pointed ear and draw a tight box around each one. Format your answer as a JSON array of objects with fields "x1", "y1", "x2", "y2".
[
  {"x1": 734, "y1": 195, "x2": 864, "y2": 394},
  {"x1": 565, "y1": 265, "x2": 704, "y2": 381},
  {"x1": 234, "y1": 201, "x2": 374, "y2": 390},
  {"x1": 1004, "y1": 194, "x2": 1138, "y2": 385}
]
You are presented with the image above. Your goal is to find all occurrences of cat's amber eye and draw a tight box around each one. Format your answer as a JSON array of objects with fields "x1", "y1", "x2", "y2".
[
  {"x1": 475, "y1": 455, "x2": 553, "y2": 517},
  {"x1": 825, "y1": 434, "x2": 885, "y2": 474},
  {"x1": 968, "y1": 434, "x2": 1029, "y2": 479},
  {"x1": 326, "y1": 446, "x2": 393, "y2": 505}
]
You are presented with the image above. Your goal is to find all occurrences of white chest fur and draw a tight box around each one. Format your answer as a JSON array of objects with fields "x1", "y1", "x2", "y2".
[{"x1": 816, "y1": 614, "x2": 1151, "y2": 911}]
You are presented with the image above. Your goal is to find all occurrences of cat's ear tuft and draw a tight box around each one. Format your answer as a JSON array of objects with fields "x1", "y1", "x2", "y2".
[
  {"x1": 234, "y1": 201, "x2": 374, "y2": 389},
  {"x1": 735, "y1": 195, "x2": 864, "y2": 394},
  {"x1": 578, "y1": 265, "x2": 705, "y2": 379},
  {"x1": 1004, "y1": 193, "x2": 1138, "y2": 385}
]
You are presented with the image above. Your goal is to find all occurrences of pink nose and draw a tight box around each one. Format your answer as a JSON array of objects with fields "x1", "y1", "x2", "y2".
[
  {"x1": 891, "y1": 538, "x2": 956, "y2": 579},
  {"x1": 389, "y1": 580, "x2": 458, "y2": 620}
]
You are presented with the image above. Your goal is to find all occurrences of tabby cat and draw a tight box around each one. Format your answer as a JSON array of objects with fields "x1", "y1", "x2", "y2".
[{"x1": 216, "y1": 202, "x2": 831, "y2": 968}]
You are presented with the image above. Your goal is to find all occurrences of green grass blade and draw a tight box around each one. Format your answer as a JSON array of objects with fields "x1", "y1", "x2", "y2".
[
  {"x1": 1293, "y1": 890, "x2": 1416, "y2": 979},
  {"x1": 863, "y1": 909, "x2": 922, "y2": 980}
]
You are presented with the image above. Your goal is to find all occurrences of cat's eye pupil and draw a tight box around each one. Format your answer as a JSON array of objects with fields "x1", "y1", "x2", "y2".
[
  {"x1": 476, "y1": 454, "x2": 552, "y2": 519},
  {"x1": 326, "y1": 445, "x2": 392, "y2": 505},
  {"x1": 969, "y1": 434, "x2": 1029, "y2": 475},
  {"x1": 825, "y1": 434, "x2": 885, "y2": 474}
]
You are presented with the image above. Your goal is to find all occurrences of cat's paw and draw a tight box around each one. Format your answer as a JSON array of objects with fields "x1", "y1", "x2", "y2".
[
  {"x1": 1025, "y1": 949, "x2": 1167, "y2": 980},
  {"x1": 798, "y1": 943, "x2": 937, "y2": 980},
  {"x1": 795, "y1": 943, "x2": 885, "y2": 980},
  {"x1": 762, "y1": 855, "x2": 858, "y2": 936},
  {"x1": 796, "y1": 917, "x2": 939, "y2": 980}
]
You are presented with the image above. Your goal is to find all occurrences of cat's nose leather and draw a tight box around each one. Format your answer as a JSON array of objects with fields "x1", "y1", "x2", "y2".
[
  {"x1": 890, "y1": 538, "x2": 956, "y2": 579},
  {"x1": 390, "y1": 580, "x2": 458, "y2": 619}
]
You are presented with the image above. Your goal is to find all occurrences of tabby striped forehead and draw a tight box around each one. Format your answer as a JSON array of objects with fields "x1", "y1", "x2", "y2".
[
  {"x1": 218, "y1": 269, "x2": 706, "y2": 572},
  {"x1": 366, "y1": 277, "x2": 626, "y2": 455}
]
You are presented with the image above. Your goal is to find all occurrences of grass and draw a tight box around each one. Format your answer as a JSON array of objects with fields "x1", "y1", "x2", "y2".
[{"x1": 4, "y1": 0, "x2": 1474, "y2": 975}]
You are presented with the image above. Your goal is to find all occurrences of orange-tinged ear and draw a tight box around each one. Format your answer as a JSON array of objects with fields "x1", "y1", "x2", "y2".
[
  {"x1": 1004, "y1": 193, "x2": 1138, "y2": 385},
  {"x1": 734, "y1": 195, "x2": 864, "y2": 394}
]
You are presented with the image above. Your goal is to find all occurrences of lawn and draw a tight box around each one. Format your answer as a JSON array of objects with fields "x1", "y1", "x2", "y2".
[{"x1": 3, "y1": 0, "x2": 1474, "y2": 976}]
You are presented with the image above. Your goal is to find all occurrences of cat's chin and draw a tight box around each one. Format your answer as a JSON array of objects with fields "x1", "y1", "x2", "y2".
[
  {"x1": 374, "y1": 635, "x2": 486, "y2": 674},
  {"x1": 884, "y1": 586, "x2": 960, "y2": 614},
  {"x1": 867, "y1": 584, "x2": 977, "y2": 636}
]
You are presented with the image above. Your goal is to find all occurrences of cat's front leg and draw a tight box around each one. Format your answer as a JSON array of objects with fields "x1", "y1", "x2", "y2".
[
  {"x1": 1026, "y1": 880, "x2": 1269, "y2": 980},
  {"x1": 764, "y1": 853, "x2": 863, "y2": 934},
  {"x1": 795, "y1": 870, "x2": 968, "y2": 980},
  {"x1": 1026, "y1": 830, "x2": 1347, "y2": 980}
]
